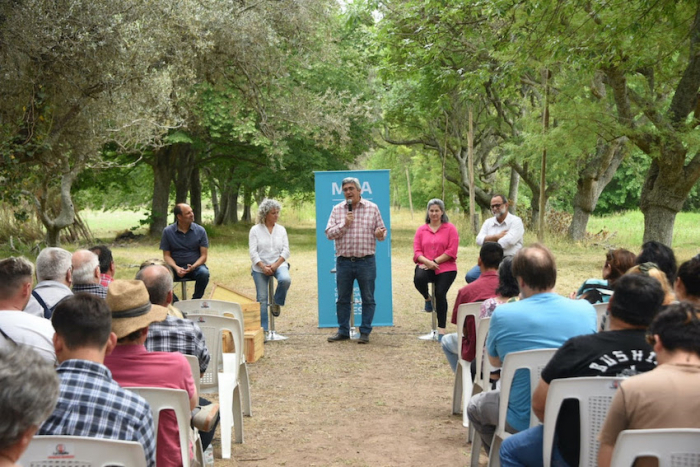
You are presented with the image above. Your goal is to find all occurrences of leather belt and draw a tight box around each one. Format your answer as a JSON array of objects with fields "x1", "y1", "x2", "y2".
[{"x1": 339, "y1": 255, "x2": 374, "y2": 262}]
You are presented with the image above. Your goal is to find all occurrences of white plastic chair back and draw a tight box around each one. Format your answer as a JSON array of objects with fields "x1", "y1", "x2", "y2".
[
  {"x1": 185, "y1": 313, "x2": 245, "y2": 457},
  {"x1": 185, "y1": 354, "x2": 201, "y2": 398},
  {"x1": 610, "y1": 428, "x2": 700, "y2": 467},
  {"x1": 542, "y1": 377, "x2": 622, "y2": 467},
  {"x1": 128, "y1": 387, "x2": 192, "y2": 467},
  {"x1": 452, "y1": 302, "x2": 483, "y2": 421},
  {"x1": 488, "y1": 348, "x2": 557, "y2": 467},
  {"x1": 180, "y1": 299, "x2": 252, "y2": 416},
  {"x1": 593, "y1": 303, "x2": 609, "y2": 331},
  {"x1": 20, "y1": 435, "x2": 147, "y2": 467}
]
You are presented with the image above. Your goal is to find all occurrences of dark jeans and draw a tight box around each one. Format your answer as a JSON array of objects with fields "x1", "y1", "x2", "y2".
[
  {"x1": 177, "y1": 265, "x2": 210, "y2": 299},
  {"x1": 413, "y1": 267, "x2": 457, "y2": 328},
  {"x1": 336, "y1": 255, "x2": 376, "y2": 336}
]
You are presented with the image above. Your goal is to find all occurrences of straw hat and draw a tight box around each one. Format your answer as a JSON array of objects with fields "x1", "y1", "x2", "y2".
[{"x1": 107, "y1": 280, "x2": 168, "y2": 338}]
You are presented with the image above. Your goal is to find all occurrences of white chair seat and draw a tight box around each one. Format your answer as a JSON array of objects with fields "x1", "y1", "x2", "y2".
[
  {"x1": 451, "y1": 302, "x2": 483, "y2": 423},
  {"x1": 21, "y1": 435, "x2": 147, "y2": 467},
  {"x1": 610, "y1": 428, "x2": 700, "y2": 467}
]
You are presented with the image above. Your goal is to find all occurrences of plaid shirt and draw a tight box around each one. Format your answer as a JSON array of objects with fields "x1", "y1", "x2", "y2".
[
  {"x1": 325, "y1": 198, "x2": 386, "y2": 258},
  {"x1": 146, "y1": 314, "x2": 210, "y2": 375},
  {"x1": 39, "y1": 359, "x2": 156, "y2": 467},
  {"x1": 72, "y1": 283, "x2": 108, "y2": 299},
  {"x1": 99, "y1": 273, "x2": 114, "y2": 288}
]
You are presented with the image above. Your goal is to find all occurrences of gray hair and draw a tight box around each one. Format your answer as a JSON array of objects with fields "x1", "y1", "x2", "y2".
[
  {"x1": 341, "y1": 177, "x2": 361, "y2": 190},
  {"x1": 0, "y1": 345, "x2": 59, "y2": 451},
  {"x1": 0, "y1": 257, "x2": 34, "y2": 299},
  {"x1": 36, "y1": 247, "x2": 72, "y2": 282},
  {"x1": 72, "y1": 250, "x2": 99, "y2": 285},
  {"x1": 425, "y1": 198, "x2": 449, "y2": 224},
  {"x1": 135, "y1": 264, "x2": 173, "y2": 306},
  {"x1": 256, "y1": 199, "x2": 282, "y2": 224}
]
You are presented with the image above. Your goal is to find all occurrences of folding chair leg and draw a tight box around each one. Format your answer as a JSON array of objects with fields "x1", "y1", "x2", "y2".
[
  {"x1": 452, "y1": 366, "x2": 463, "y2": 415},
  {"x1": 470, "y1": 433, "x2": 482, "y2": 467},
  {"x1": 239, "y1": 363, "x2": 252, "y2": 417}
]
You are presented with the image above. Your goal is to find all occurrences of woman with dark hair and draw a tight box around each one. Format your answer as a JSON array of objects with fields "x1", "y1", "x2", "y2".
[
  {"x1": 413, "y1": 198, "x2": 459, "y2": 341},
  {"x1": 571, "y1": 248, "x2": 636, "y2": 304},
  {"x1": 479, "y1": 257, "x2": 519, "y2": 319}
]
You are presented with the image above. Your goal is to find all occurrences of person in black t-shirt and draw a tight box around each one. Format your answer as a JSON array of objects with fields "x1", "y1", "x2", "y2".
[{"x1": 499, "y1": 274, "x2": 665, "y2": 467}]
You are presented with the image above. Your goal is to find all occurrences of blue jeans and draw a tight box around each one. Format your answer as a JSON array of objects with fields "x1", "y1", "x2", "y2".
[
  {"x1": 252, "y1": 266, "x2": 291, "y2": 331},
  {"x1": 465, "y1": 264, "x2": 481, "y2": 283},
  {"x1": 500, "y1": 425, "x2": 570, "y2": 467},
  {"x1": 441, "y1": 332, "x2": 459, "y2": 372},
  {"x1": 178, "y1": 264, "x2": 210, "y2": 299},
  {"x1": 336, "y1": 255, "x2": 376, "y2": 336}
]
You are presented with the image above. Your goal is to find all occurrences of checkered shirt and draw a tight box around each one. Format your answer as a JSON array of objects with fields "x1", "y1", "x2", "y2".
[
  {"x1": 100, "y1": 273, "x2": 114, "y2": 288},
  {"x1": 39, "y1": 359, "x2": 156, "y2": 467},
  {"x1": 72, "y1": 283, "x2": 108, "y2": 299},
  {"x1": 325, "y1": 198, "x2": 386, "y2": 258},
  {"x1": 146, "y1": 314, "x2": 210, "y2": 375}
]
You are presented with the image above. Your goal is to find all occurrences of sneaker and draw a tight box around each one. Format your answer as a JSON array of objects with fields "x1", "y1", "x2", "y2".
[
  {"x1": 357, "y1": 333, "x2": 369, "y2": 344},
  {"x1": 192, "y1": 403, "x2": 220, "y2": 432},
  {"x1": 270, "y1": 303, "x2": 281, "y2": 317},
  {"x1": 424, "y1": 300, "x2": 433, "y2": 312},
  {"x1": 327, "y1": 332, "x2": 350, "y2": 342}
]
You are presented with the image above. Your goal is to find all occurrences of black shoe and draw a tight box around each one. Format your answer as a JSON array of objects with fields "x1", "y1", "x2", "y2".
[
  {"x1": 270, "y1": 303, "x2": 281, "y2": 317},
  {"x1": 357, "y1": 333, "x2": 369, "y2": 344},
  {"x1": 327, "y1": 333, "x2": 350, "y2": 342}
]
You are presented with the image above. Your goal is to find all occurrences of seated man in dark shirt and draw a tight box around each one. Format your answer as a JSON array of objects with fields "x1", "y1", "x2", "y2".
[
  {"x1": 499, "y1": 274, "x2": 664, "y2": 467},
  {"x1": 160, "y1": 203, "x2": 209, "y2": 299}
]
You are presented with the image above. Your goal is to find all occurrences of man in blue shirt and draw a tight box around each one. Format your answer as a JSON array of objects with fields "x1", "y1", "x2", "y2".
[
  {"x1": 160, "y1": 203, "x2": 210, "y2": 299},
  {"x1": 467, "y1": 243, "x2": 596, "y2": 455}
]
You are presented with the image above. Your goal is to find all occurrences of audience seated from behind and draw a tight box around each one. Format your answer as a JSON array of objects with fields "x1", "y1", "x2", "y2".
[
  {"x1": 626, "y1": 263, "x2": 676, "y2": 305},
  {"x1": 635, "y1": 240, "x2": 677, "y2": 291},
  {"x1": 104, "y1": 280, "x2": 212, "y2": 467},
  {"x1": 499, "y1": 274, "x2": 664, "y2": 467},
  {"x1": 675, "y1": 255, "x2": 700, "y2": 306},
  {"x1": 570, "y1": 248, "x2": 635, "y2": 304},
  {"x1": 38, "y1": 293, "x2": 156, "y2": 467},
  {"x1": 71, "y1": 249, "x2": 108, "y2": 298},
  {"x1": 0, "y1": 345, "x2": 60, "y2": 467},
  {"x1": 598, "y1": 301, "x2": 700, "y2": 467},
  {"x1": 24, "y1": 247, "x2": 73, "y2": 319},
  {"x1": 441, "y1": 242, "x2": 503, "y2": 372},
  {"x1": 139, "y1": 259, "x2": 185, "y2": 317},
  {"x1": 0, "y1": 257, "x2": 56, "y2": 364},
  {"x1": 136, "y1": 265, "x2": 220, "y2": 450},
  {"x1": 467, "y1": 244, "x2": 597, "y2": 455}
]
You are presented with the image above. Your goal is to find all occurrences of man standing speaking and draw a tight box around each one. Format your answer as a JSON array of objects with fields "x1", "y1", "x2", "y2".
[{"x1": 325, "y1": 177, "x2": 387, "y2": 344}]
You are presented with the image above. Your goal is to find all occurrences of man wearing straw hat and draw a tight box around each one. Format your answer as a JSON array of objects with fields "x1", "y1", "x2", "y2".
[{"x1": 104, "y1": 280, "x2": 217, "y2": 467}]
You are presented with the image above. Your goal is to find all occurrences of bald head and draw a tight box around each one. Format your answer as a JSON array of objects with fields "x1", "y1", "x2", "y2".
[
  {"x1": 512, "y1": 243, "x2": 557, "y2": 293},
  {"x1": 71, "y1": 250, "x2": 100, "y2": 285},
  {"x1": 135, "y1": 264, "x2": 173, "y2": 306}
]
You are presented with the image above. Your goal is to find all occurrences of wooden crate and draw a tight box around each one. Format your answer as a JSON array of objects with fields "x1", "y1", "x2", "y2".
[
  {"x1": 210, "y1": 283, "x2": 261, "y2": 331},
  {"x1": 244, "y1": 327, "x2": 264, "y2": 363}
]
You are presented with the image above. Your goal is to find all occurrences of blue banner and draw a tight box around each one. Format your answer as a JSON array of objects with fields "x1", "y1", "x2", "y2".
[{"x1": 314, "y1": 170, "x2": 393, "y2": 328}]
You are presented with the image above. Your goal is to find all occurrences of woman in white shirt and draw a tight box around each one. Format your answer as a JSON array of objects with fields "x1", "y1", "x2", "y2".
[{"x1": 249, "y1": 199, "x2": 291, "y2": 332}]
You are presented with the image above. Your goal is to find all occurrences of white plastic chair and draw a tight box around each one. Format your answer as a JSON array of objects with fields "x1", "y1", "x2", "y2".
[
  {"x1": 468, "y1": 317, "x2": 494, "y2": 467},
  {"x1": 187, "y1": 313, "x2": 245, "y2": 457},
  {"x1": 185, "y1": 354, "x2": 201, "y2": 396},
  {"x1": 487, "y1": 348, "x2": 557, "y2": 467},
  {"x1": 593, "y1": 303, "x2": 609, "y2": 332},
  {"x1": 21, "y1": 435, "x2": 147, "y2": 467},
  {"x1": 452, "y1": 302, "x2": 484, "y2": 421},
  {"x1": 128, "y1": 387, "x2": 193, "y2": 467},
  {"x1": 178, "y1": 299, "x2": 252, "y2": 416},
  {"x1": 542, "y1": 377, "x2": 622, "y2": 467},
  {"x1": 610, "y1": 428, "x2": 700, "y2": 467}
]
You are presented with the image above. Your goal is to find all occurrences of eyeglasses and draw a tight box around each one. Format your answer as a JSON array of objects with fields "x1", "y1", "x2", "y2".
[{"x1": 491, "y1": 203, "x2": 503, "y2": 209}]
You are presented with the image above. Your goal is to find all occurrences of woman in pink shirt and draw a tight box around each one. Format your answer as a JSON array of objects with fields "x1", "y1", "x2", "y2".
[{"x1": 413, "y1": 199, "x2": 459, "y2": 341}]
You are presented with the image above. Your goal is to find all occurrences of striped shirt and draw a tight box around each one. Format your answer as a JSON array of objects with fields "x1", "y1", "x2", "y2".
[
  {"x1": 39, "y1": 359, "x2": 156, "y2": 467},
  {"x1": 325, "y1": 198, "x2": 386, "y2": 258},
  {"x1": 146, "y1": 314, "x2": 210, "y2": 375}
]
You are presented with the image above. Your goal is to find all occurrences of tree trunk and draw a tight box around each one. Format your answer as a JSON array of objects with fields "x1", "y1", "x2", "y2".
[
  {"x1": 641, "y1": 204, "x2": 677, "y2": 246},
  {"x1": 222, "y1": 182, "x2": 240, "y2": 224},
  {"x1": 568, "y1": 138, "x2": 628, "y2": 241},
  {"x1": 174, "y1": 144, "x2": 194, "y2": 204},
  {"x1": 242, "y1": 186, "x2": 252, "y2": 223},
  {"x1": 639, "y1": 159, "x2": 690, "y2": 245},
  {"x1": 149, "y1": 146, "x2": 174, "y2": 236},
  {"x1": 190, "y1": 166, "x2": 202, "y2": 224},
  {"x1": 508, "y1": 167, "x2": 519, "y2": 213}
]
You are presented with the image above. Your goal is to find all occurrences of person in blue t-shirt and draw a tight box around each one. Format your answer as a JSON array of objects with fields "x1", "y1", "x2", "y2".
[{"x1": 467, "y1": 243, "x2": 597, "y2": 456}]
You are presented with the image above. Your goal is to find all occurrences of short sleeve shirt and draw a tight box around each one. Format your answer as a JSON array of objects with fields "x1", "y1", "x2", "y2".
[{"x1": 160, "y1": 222, "x2": 209, "y2": 267}]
